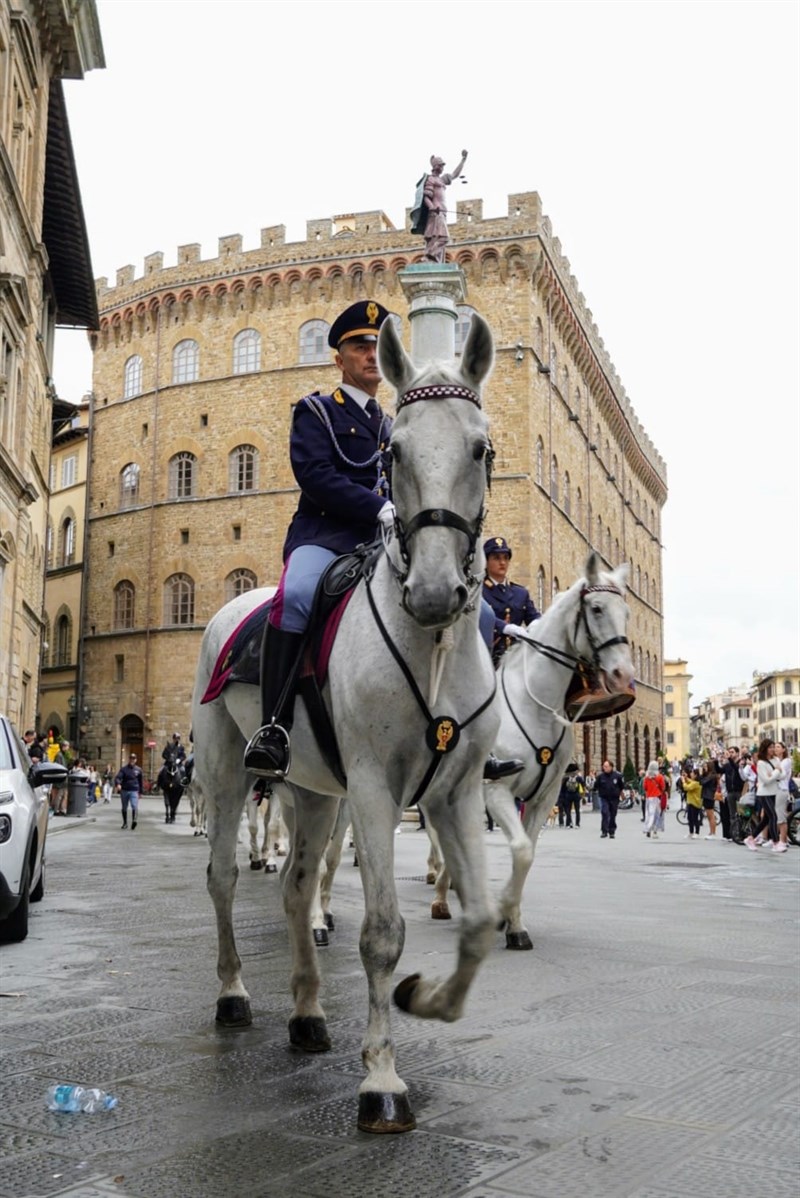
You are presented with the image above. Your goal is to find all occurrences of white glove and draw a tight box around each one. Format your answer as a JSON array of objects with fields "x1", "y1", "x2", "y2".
[
  {"x1": 503, "y1": 624, "x2": 527, "y2": 639},
  {"x1": 378, "y1": 501, "x2": 396, "y2": 528}
]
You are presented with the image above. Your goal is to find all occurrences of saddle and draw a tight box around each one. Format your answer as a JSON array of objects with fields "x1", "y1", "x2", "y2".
[{"x1": 202, "y1": 542, "x2": 383, "y2": 783}]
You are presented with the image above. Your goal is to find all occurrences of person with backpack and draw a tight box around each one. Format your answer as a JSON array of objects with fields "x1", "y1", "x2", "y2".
[
  {"x1": 642, "y1": 760, "x2": 667, "y2": 839},
  {"x1": 558, "y1": 763, "x2": 585, "y2": 828}
]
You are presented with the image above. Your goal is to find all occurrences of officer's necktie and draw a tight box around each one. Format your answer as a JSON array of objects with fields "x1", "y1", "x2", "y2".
[{"x1": 366, "y1": 398, "x2": 380, "y2": 421}]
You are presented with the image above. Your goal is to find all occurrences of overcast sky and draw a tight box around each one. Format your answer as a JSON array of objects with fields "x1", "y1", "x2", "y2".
[{"x1": 55, "y1": 0, "x2": 800, "y2": 706}]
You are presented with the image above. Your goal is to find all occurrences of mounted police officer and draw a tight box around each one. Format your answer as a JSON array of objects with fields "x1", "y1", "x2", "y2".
[
  {"x1": 481, "y1": 536, "x2": 540, "y2": 662},
  {"x1": 244, "y1": 300, "x2": 522, "y2": 784}
]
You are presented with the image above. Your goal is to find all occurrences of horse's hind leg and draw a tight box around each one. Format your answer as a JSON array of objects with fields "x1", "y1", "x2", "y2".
[
  {"x1": 206, "y1": 781, "x2": 252, "y2": 1027},
  {"x1": 319, "y1": 797, "x2": 348, "y2": 931},
  {"x1": 282, "y1": 787, "x2": 339, "y2": 1052},
  {"x1": 489, "y1": 786, "x2": 535, "y2": 950}
]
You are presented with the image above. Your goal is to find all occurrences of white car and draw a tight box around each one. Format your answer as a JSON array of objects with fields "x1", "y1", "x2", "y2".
[{"x1": 0, "y1": 717, "x2": 67, "y2": 943}]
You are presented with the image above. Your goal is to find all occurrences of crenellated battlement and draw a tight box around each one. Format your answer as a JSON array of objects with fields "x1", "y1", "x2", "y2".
[{"x1": 94, "y1": 191, "x2": 665, "y2": 484}]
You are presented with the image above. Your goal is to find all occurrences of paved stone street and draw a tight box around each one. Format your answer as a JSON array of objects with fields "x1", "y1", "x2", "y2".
[{"x1": 1, "y1": 796, "x2": 798, "y2": 1198}]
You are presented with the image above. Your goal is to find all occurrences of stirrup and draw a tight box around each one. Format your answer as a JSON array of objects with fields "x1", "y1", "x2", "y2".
[{"x1": 243, "y1": 722, "x2": 291, "y2": 779}]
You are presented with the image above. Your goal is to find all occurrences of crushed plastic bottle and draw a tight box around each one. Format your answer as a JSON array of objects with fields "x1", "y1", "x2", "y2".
[{"x1": 46, "y1": 1084, "x2": 118, "y2": 1113}]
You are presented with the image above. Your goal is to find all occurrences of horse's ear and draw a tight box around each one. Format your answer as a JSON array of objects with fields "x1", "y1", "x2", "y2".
[
  {"x1": 459, "y1": 313, "x2": 494, "y2": 393},
  {"x1": 584, "y1": 551, "x2": 601, "y2": 585},
  {"x1": 378, "y1": 318, "x2": 415, "y2": 399},
  {"x1": 613, "y1": 561, "x2": 630, "y2": 590}
]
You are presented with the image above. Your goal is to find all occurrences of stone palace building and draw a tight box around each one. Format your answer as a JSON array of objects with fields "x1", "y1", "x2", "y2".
[{"x1": 83, "y1": 193, "x2": 667, "y2": 775}]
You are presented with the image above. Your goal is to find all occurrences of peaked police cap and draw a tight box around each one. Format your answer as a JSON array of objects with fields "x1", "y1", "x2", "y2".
[
  {"x1": 328, "y1": 300, "x2": 391, "y2": 348},
  {"x1": 483, "y1": 536, "x2": 512, "y2": 558}
]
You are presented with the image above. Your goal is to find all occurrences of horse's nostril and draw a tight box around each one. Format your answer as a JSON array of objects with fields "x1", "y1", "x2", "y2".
[{"x1": 454, "y1": 585, "x2": 468, "y2": 612}]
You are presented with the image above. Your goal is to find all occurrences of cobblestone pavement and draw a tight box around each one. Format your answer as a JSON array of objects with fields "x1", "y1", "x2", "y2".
[{"x1": 1, "y1": 797, "x2": 798, "y2": 1198}]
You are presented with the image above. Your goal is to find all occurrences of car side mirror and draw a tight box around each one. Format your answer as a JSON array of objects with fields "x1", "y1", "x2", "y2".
[{"x1": 29, "y1": 760, "x2": 68, "y2": 788}]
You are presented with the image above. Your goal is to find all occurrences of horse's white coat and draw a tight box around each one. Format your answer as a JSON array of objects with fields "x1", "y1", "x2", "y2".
[{"x1": 192, "y1": 314, "x2": 500, "y2": 1129}]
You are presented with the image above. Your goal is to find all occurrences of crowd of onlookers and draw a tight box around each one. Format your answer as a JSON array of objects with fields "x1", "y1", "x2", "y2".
[
  {"x1": 549, "y1": 740, "x2": 797, "y2": 850},
  {"x1": 22, "y1": 730, "x2": 113, "y2": 814}
]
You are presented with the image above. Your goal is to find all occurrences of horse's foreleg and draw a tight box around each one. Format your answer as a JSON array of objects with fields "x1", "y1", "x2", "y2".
[
  {"x1": 395, "y1": 785, "x2": 495, "y2": 1024},
  {"x1": 206, "y1": 790, "x2": 251, "y2": 1026},
  {"x1": 490, "y1": 786, "x2": 535, "y2": 950},
  {"x1": 347, "y1": 798, "x2": 415, "y2": 1134},
  {"x1": 282, "y1": 789, "x2": 338, "y2": 1052}
]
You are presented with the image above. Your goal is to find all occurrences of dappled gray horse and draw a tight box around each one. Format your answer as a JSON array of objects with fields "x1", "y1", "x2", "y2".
[{"x1": 192, "y1": 314, "x2": 500, "y2": 1133}]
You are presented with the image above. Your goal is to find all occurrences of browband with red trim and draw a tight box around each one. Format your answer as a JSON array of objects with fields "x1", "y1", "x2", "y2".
[{"x1": 398, "y1": 384, "x2": 481, "y2": 410}]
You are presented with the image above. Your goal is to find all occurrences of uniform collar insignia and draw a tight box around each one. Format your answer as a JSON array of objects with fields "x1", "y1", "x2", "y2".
[{"x1": 333, "y1": 388, "x2": 346, "y2": 405}]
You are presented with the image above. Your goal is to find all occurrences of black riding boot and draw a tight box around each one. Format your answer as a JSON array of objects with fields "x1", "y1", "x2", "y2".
[
  {"x1": 483, "y1": 754, "x2": 524, "y2": 781},
  {"x1": 243, "y1": 625, "x2": 304, "y2": 777}
]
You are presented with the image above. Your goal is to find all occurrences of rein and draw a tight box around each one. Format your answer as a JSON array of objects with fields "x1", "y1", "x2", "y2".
[{"x1": 365, "y1": 570, "x2": 495, "y2": 807}]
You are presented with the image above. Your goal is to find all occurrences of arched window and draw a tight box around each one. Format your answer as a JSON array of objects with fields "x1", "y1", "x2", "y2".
[
  {"x1": 535, "y1": 437, "x2": 544, "y2": 486},
  {"x1": 298, "y1": 320, "x2": 330, "y2": 365},
  {"x1": 561, "y1": 366, "x2": 569, "y2": 399},
  {"x1": 652, "y1": 654, "x2": 659, "y2": 688},
  {"x1": 124, "y1": 354, "x2": 143, "y2": 399},
  {"x1": 638, "y1": 646, "x2": 644, "y2": 678},
  {"x1": 233, "y1": 328, "x2": 261, "y2": 374},
  {"x1": 225, "y1": 568, "x2": 257, "y2": 602},
  {"x1": 114, "y1": 580, "x2": 135, "y2": 629},
  {"x1": 536, "y1": 565, "x2": 546, "y2": 613},
  {"x1": 454, "y1": 305, "x2": 476, "y2": 355},
  {"x1": 615, "y1": 716, "x2": 622, "y2": 768},
  {"x1": 552, "y1": 576, "x2": 560, "y2": 601},
  {"x1": 550, "y1": 455, "x2": 559, "y2": 503},
  {"x1": 644, "y1": 725, "x2": 651, "y2": 765},
  {"x1": 644, "y1": 572, "x2": 649, "y2": 603},
  {"x1": 563, "y1": 471, "x2": 571, "y2": 517},
  {"x1": 59, "y1": 516, "x2": 75, "y2": 567},
  {"x1": 46, "y1": 519, "x2": 54, "y2": 569},
  {"x1": 606, "y1": 526, "x2": 612, "y2": 560},
  {"x1": 645, "y1": 652, "x2": 651, "y2": 683},
  {"x1": 168, "y1": 452, "x2": 196, "y2": 499},
  {"x1": 164, "y1": 573, "x2": 195, "y2": 626},
  {"x1": 574, "y1": 387, "x2": 581, "y2": 422},
  {"x1": 228, "y1": 445, "x2": 258, "y2": 492},
  {"x1": 120, "y1": 463, "x2": 140, "y2": 508},
  {"x1": 615, "y1": 537, "x2": 620, "y2": 563},
  {"x1": 575, "y1": 487, "x2": 583, "y2": 531},
  {"x1": 54, "y1": 611, "x2": 72, "y2": 666},
  {"x1": 597, "y1": 514, "x2": 603, "y2": 547},
  {"x1": 172, "y1": 339, "x2": 199, "y2": 384},
  {"x1": 635, "y1": 564, "x2": 641, "y2": 593}
]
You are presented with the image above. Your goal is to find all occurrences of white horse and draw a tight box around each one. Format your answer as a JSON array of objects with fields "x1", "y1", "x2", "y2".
[
  {"x1": 192, "y1": 314, "x2": 500, "y2": 1133},
  {"x1": 244, "y1": 784, "x2": 288, "y2": 874},
  {"x1": 427, "y1": 557, "x2": 634, "y2": 946}
]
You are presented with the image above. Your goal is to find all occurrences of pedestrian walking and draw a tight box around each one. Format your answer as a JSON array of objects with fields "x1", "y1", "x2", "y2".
[
  {"x1": 596, "y1": 760, "x2": 624, "y2": 839},
  {"x1": 642, "y1": 760, "x2": 666, "y2": 838},
  {"x1": 114, "y1": 753, "x2": 143, "y2": 830}
]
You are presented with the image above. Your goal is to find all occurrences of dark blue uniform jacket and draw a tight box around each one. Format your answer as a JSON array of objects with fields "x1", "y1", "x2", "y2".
[
  {"x1": 283, "y1": 388, "x2": 391, "y2": 560},
  {"x1": 482, "y1": 577, "x2": 540, "y2": 639}
]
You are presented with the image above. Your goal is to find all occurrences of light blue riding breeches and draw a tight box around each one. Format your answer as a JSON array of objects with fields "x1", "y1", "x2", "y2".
[{"x1": 271, "y1": 544, "x2": 495, "y2": 651}]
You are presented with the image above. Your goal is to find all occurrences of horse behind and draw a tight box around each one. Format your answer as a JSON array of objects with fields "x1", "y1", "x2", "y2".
[{"x1": 192, "y1": 313, "x2": 500, "y2": 1133}]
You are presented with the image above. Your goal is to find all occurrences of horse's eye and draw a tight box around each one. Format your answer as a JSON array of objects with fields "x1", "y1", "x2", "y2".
[
  {"x1": 473, "y1": 442, "x2": 487, "y2": 461},
  {"x1": 390, "y1": 444, "x2": 402, "y2": 464},
  {"x1": 591, "y1": 604, "x2": 603, "y2": 616}
]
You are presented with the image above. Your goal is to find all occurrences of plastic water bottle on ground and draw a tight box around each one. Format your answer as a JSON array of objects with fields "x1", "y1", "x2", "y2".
[{"x1": 46, "y1": 1084, "x2": 118, "y2": 1113}]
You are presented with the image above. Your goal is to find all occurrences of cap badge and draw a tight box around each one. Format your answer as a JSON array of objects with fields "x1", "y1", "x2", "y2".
[{"x1": 366, "y1": 302, "x2": 379, "y2": 326}]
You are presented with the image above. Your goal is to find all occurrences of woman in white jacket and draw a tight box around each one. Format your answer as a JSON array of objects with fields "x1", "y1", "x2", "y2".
[{"x1": 744, "y1": 738, "x2": 784, "y2": 852}]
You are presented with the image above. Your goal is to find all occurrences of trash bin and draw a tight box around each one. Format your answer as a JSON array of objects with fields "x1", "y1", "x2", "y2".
[{"x1": 67, "y1": 773, "x2": 89, "y2": 817}]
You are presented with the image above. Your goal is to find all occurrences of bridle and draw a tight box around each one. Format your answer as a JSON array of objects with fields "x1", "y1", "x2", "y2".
[
  {"x1": 513, "y1": 583, "x2": 629, "y2": 677},
  {"x1": 382, "y1": 383, "x2": 495, "y2": 603}
]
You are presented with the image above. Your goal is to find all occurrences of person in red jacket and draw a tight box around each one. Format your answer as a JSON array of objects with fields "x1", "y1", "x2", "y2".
[{"x1": 642, "y1": 760, "x2": 667, "y2": 839}]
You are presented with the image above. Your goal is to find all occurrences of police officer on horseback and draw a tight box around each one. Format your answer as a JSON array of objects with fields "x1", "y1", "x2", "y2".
[
  {"x1": 243, "y1": 300, "x2": 522, "y2": 784},
  {"x1": 481, "y1": 536, "x2": 540, "y2": 662}
]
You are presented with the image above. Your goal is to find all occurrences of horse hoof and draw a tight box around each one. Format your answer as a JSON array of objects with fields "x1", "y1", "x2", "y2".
[
  {"x1": 431, "y1": 901, "x2": 451, "y2": 920},
  {"x1": 425, "y1": 871, "x2": 436, "y2": 885},
  {"x1": 352, "y1": 853, "x2": 359, "y2": 867},
  {"x1": 393, "y1": 972, "x2": 421, "y2": 1014},
  {"x1": 265, "y1": 862, "x2": 278, "y2": 874},
  {"x1": 249, "y1": 860, "x2": 264, "y2": 871},
  {"x1": 505, "y1": 930, "x2": 534, "y2": 951},
  {"x1": 357, "y1": 1090, "x2": 416, "y2": 1134},
  {"x1": 215, "y1": 995, "x2": 252, "y2": 1027},
  {"x1": 288, "y1": 1015, "x2": 331, "y2": 1052},
  {"x1": 323, "y1": 912, "x2": 335, "y2": 931},
  {"x1": 313, "y1": 927, "x2": 329, "y2": 947}
]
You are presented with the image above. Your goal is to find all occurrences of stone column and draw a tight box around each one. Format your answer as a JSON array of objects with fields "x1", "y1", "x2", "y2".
[{"x1": 397, "y1": 262, "x2": 467, "y2": 364}]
